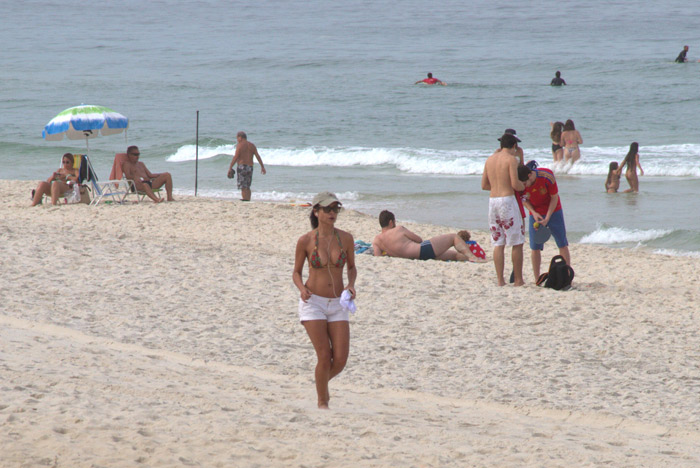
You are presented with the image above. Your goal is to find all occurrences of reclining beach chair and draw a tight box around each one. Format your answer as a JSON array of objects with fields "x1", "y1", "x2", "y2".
[
  {"x1": 85, "y1": 154, "x2": 134, "y2": 205},
  {"x1": 109, "y1": 152, "x2": 163, "y2": 202}
]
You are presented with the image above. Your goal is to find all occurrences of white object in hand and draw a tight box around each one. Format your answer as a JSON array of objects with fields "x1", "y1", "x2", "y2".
[{"x1": 340, "y1": 289, "x2": 356, "y2": 314}]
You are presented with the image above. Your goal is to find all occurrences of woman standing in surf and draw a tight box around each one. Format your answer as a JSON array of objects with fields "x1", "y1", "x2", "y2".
[
  {"x1": 618, "y1": 142, "x2": 644, "y2": 192},
  {"x1": 293, "y1": 191, "x2": 357, "y2": 409},
  {"x1": 560, "y1": 119, "x2": 583, "y2": 164},
  {"x1": 550, "y1": 121, "x2": 565, "y2": 163}
]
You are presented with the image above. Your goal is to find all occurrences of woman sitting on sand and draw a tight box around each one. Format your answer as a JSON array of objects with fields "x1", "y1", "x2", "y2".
[
  {"x1": 292, "y1": 191, "x2": 357, "y2": 409},
  {"x1": 550, "y1": 121, "x2": 565, "y2": 163},
  {"x1": 560, "y1": 119, "x2": 583, "y2": 164},
  {"x1": 605, "y1": 162, "x2": 621, "y2": 193},
  {"x1": 31, "y1": 153, "x2": 79, "y2": 206},
  {"x1": 618, "y1": 142, "x2": 644, "y2": 192}
]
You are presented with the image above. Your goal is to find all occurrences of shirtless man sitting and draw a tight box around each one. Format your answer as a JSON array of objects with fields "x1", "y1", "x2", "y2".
[
  {"x1": 123, "y1": 145, "x2": 174, "y2": 203},
  {"x1": 372, "y1": 210, "x2": 485, "y2": 262},
  {"x1": 481, "y1": 133, "x2": 526, "y2": 286}
]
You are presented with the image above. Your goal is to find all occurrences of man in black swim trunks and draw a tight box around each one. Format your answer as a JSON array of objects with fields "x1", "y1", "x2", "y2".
[
  {"x1": 675, "y1": 45, "x2": 689, "y2": 63},
  {"x1": 371, "y1": 210, "x2": 485, "y2": 262},
  {"x1": 123, "y1": 145, "x2": 174, "y2": 203},
  {"x1": 550, "y1": 71, "x2": 566, "y2": 86}
]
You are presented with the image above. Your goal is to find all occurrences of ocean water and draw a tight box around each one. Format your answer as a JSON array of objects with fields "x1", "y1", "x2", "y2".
[{"x1": 2, "y1": 0, "x2": 699, "y2": 255}]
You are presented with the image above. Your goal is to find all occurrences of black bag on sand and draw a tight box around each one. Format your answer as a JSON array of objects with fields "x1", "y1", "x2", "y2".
[{"x1": 537, "y1": 255, "x2": 574, "y2": 291}]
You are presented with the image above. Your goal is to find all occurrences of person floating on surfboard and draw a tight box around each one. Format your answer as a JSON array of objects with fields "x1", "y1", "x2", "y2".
[{"x1": 415, "y1": 72, "x2": 446, "y2": 86}]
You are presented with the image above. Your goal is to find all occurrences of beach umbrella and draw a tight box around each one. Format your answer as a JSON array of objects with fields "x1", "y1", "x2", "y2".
[{"x1": 42, "y1": 104, "x2": 128, "y2": 151}]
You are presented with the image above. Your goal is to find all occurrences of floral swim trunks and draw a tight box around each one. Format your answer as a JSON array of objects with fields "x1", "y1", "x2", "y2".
[
  {"x1": 488, "y1": 195, "x2": 525, "y2": 246},
  {"x1": 236, "y1": 164, "x2": 253, "y2": 190}
]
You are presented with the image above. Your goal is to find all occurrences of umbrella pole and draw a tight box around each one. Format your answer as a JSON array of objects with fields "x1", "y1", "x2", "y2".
[{"x1": 195, "y1": 110, "x2": 199, "y2": 197}]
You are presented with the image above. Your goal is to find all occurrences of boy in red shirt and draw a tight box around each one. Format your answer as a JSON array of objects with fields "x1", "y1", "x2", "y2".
[{"x1": 517, "y1": 164, "x2": 571, "y2": 281}]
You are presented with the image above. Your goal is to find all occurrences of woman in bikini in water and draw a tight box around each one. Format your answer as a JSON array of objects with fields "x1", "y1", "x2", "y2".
[
  {"x1": 560, "y1": 119, "x2": 583, "y2": 164},
  {"x1": 293, "y1": 191, "x2": 357, "y2": 409},
  {"x1": 550, "y1": 121, "x2": 565, "y2": 163},
  {"x1": 618, "y1": 142, "x2": 644, "y2": 192}
]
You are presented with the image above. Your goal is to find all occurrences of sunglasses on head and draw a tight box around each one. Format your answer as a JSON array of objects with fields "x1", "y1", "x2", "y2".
[{"x1": 320, "y1": 205, "x2": 341, "y2": 213}]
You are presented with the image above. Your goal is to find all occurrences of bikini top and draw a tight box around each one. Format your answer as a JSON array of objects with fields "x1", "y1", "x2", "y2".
[{"x1": 309, "y1": 229, "x2": 347, "y2": 269}]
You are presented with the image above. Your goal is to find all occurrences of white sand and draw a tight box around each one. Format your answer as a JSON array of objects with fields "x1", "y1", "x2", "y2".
[{"x1": 1, "y1": 179, "x2": 699, "y2": 467}]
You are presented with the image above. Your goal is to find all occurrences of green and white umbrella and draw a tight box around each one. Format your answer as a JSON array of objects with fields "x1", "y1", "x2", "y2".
[{"x1": 42, "y1": 104, "x2": 129, "y2": 150}]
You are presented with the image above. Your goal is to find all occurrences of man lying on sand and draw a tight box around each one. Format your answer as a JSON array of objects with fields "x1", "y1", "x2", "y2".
[{"x1": 372, "y1": 210, "x2": 486, "y2": 262}]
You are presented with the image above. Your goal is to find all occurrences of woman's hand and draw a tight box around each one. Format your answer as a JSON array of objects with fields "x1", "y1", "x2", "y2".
[
  {"x1": 299, "y1": 286, "x2": 312, "y2": 302},
  {"x1": 344, "y1": 285, "x2": 356, "y2": 300}
]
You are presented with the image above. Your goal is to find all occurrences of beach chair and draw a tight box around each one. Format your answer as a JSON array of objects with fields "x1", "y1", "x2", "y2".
[
  {"x1": 109, "y1": 153, "x2": 162, "y2": 202},
  {"x1": 84, "y1": 154, "x2": 134, "y2": 205}
]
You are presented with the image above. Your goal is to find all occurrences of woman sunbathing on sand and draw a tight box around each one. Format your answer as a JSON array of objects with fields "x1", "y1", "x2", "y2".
[
  {"x1": 31, "y1": 153, "x2": 79, "y2": 206},
  {"x1": 292, "y1": 191, "x2": 357, "y2": 409}
]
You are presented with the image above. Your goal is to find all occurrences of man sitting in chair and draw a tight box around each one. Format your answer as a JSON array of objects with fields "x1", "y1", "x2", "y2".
[{"x1": 122, "y1": 145, "x2": 174, "y2": 203}]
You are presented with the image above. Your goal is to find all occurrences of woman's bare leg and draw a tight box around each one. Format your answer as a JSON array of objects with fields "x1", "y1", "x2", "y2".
[
  {"x1": 303, "y1": 320, "x2": 349, "y2": 409},
  {"x1": 31, "y1": 181, "x2": 50, "y2": 206},
  {"x1": 50, "y1": 181, "x2": 70, "y2": 205},
  {"x1": 571, "y1": 148, "x2": 581, "y2": 163}
]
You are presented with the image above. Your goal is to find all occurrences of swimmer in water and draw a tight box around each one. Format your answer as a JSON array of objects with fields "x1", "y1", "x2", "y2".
[{"x1": 415, "y1": 72, "x2": 446, "y2": 86}]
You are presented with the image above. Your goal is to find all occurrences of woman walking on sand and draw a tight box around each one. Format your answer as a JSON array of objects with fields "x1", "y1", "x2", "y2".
[
  {"x1": 560, "y1": 119, "x2": 583, "y2": 164},
  {"x1": 293, "y1": 191, "x2": 357, "y2": 409},
  {"x1": 618, "y1": 142, "x2": 644, "y2": 192},
  {"x1": 550, "y1": 121, "x2": 565, "y2": 163}
]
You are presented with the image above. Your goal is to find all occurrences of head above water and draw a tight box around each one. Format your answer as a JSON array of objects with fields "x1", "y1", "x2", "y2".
[
  {"x1": 427, "y1": 72, "x2": 433, "y2": 78},
  {"x1": 237, "y1": 131, "x2": 247, "y2": 140},
  {"x1": 555, "y1": 71, "x2": 561, "y2": 77},
  {"x1": 379, "y1": 210, "x2": 395, "y2": 228}
]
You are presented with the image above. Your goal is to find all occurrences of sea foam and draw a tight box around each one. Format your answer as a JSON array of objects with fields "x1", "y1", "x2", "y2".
[
  {"x1": 579, "y1": 226, "x2": 673, "y2": 245},
  {"x1": 167, "y1": 143, "x2": 700, "y2": 177}
]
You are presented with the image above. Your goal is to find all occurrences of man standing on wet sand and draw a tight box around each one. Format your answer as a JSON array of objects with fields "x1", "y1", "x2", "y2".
[
  {"x1": 228, "y1": 131, "x2": 266, "y2": 201},
  {"x1": 481, "y1": 133, "x2": 526, "y2": 286}
]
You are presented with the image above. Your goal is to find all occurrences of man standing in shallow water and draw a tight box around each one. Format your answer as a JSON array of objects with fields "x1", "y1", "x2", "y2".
[
  {"x1": 228, "y1": 131, "x2": 266, "y2": 201},
  {"x1": 481, "y1": 133, "x2": 526, "y2": 286}
]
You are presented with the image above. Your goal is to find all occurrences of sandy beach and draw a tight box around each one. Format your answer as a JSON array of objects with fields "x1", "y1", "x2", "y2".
[{"x1": 1, "y1": 179, "x2": 699, "y2": 467}]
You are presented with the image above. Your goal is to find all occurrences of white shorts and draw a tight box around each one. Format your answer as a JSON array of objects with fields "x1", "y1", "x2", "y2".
[
  {"x1": 488, "y1": 196, "x2": 525, "y2": 247},
  {"x1": 298, "y1": 294, "x2": 349, "y2": 323}
]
